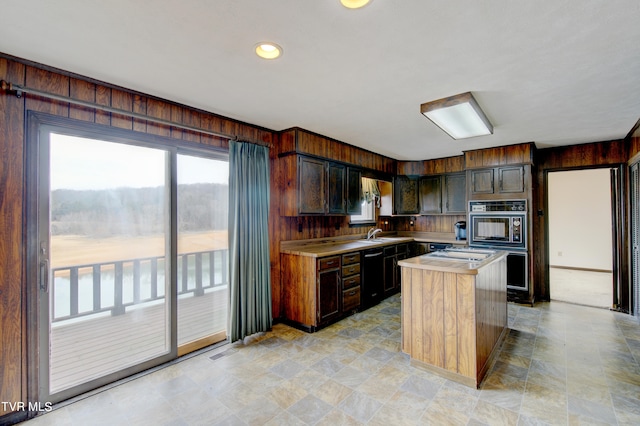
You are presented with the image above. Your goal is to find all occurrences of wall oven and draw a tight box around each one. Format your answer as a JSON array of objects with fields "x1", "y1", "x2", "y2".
[
  {"x1": 468, "y1": 200, "x2": 526, "y2": 249},
  {"x1": 469, "y1": 200, "x2": 528, "y2": 292}
]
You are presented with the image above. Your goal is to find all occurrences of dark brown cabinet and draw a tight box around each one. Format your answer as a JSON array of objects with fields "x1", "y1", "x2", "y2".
[
  {"x1": 419, "y1": 173, "x2": 466, "y2": 215},
  {"x1": 443, "y1": 173, "x2": 466, "y2": 213},
  {"x1": 341, "y1": 252, "x2": 361, "y2": 312},
  {"x1": 346, "y1": 167, "x2": 362, "y2": 215},
  {"x1": 317, "y1": 256, "x2": 341, "y2": 325},
  {"x1": 469, "y1": 165, "x2": 525, "y2": 196},
  {"x1": 327, "y1": 163, "x2": 346, "y2": 215},
  {"x1": 383, "y1": 244, "x2": 407, "y2": 296},
  {"x1": 394, "y1": 176, "x2": 419, "y2": 215},
  {"x1": 298, "y1": 156, "x2": 327, "y2": 214},
  {"x1": 419, "y1": 176, "x2": 442, "y2": 214},
  {"x1": 282, "y1": 155, "x2": 362, "y2": 216}
]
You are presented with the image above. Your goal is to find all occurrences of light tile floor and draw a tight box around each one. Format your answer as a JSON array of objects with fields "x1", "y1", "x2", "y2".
[{"x1": 21, "y1": 294, "x2": 640, "y2": 425}]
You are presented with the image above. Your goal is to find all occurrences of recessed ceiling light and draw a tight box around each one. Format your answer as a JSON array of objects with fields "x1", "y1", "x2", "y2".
[
  {"x1": 255, "y1": 42, "x2": 282, "y2": 60},
  {"x1": 340, "y1": 0, "x2": 372, "y2": 9}
]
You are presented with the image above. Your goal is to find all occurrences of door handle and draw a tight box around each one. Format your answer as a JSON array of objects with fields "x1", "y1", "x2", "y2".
[{"x1": 40, "y1": 259, "x2": 49, "y2": 293}]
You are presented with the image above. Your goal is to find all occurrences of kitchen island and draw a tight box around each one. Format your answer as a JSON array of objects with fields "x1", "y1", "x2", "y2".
[{"x1": 398, "y1": 248, "x2": 508, "y2": 388}]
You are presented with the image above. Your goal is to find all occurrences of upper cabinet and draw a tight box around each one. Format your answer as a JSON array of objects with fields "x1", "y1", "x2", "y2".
[
  {"x1": 419, "y1": 176, "x2": 442, "y2": 214},
  {"x1": 297, "y1": 156, "x2": 327, "y2": 214},
  {"x1": 469, "y1": 165, "x2": 525, "y2": 196},
  {"x1": 327, "y1": 162, "x2": 346, "y2": 215},
  {"x1": 419, "y1": 172, "x2": 466, "y2": 215},
  {"x1": 281, "y1": 154, "x2": 362, "y2": 216},
  {"x1": 393, "y1": 176, "x2": 420, "y2": 215},
  {"x1": 465, "y1": 143, "x2": 535, "y2": 200},
  {"x1": 443, "y1": 173, "x2": 466, "y2": 213},
  {"x1": 346, "y1": 167, "x2": 362, "y2": 215}
]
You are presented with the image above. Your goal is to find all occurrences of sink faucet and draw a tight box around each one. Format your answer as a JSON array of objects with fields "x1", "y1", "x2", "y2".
[{"x1": 367, "y1": 227, "x2": 383, "y2": 240}]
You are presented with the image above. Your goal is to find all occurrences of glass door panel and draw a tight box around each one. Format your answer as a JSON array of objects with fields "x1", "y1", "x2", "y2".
[
  {"x1": 43, "y1": 133, "x2": 171, "y2": 399},
  {"x1": 176, "y1": 154, "x2": 229, "y2": 352}
]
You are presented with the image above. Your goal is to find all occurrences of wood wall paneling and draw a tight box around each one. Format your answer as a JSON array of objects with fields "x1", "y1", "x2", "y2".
[
  {"x1": 0, "y1": 58, "x2": 26, "y2": 418},
  {"x1": 465, "y1": 142, "x2": 534, "y2": 169},
  {"x1": 24, "y1": 66, "x2": 69, "y2": 116},
  {"x1": 95, "y1": 85, "x2": 112, "y2": 126},
  {"x1": 111, "y1": 89, "x2": 133, "y2": 130},
  {"x1": 69, "y1": 78, "x2": 95, "y2": 122}
]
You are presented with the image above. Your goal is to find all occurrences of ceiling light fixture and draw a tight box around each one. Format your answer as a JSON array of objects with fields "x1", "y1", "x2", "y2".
[
  {"x1": 255, "y1": 42, "x2": 282, "y2": 60},
  {"x1": 420, "y1": 92, "x2": 493, "y2": 139},
  {"x1": 340, "y1": 0, "x2": 372, "y2": 9}
]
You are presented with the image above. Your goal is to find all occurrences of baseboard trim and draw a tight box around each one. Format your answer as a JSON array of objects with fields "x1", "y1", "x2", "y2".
[{"x1": 549, "y1": 265, "x2": 612, "y2": 274}]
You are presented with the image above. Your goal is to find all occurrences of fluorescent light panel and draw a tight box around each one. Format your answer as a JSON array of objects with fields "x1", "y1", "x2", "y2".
[{"x1": 420, "y1": 92, "x2": 493, "y2": 140}]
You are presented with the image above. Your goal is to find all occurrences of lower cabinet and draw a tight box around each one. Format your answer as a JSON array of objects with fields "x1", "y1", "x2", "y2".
[
  {"x1": 282, "y1": 245, "x2": 407, "y2": 331},
  {"x1": 318, "y1": 256, "x2": 341, "y2": 325},
  {"x1": 384, "y1": 244, "x2": 408, "y2": 296},
  {"x1": 342, "y1": 252, "x2": 361, "y2": 313}
]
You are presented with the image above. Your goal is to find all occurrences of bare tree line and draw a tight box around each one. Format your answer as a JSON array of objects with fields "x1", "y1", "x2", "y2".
[{"x1": 51, "y1": 183, "x2": 228, "y2": 237}]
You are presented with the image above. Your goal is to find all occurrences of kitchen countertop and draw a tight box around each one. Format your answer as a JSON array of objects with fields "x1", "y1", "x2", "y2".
[
  {"x1": 280, "y1": 236, "x2": 415, "y2": 257},
  {"x1": 398, "y1": 249, "x2": 507, "y2": 275},
  {"x1": 280, "y1": 232, "x2": 468, "y2": 258}
]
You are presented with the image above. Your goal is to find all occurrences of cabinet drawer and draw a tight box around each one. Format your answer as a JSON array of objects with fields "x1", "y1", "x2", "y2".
[
  {"x1": 343, "y1": 286, "x2": 360, "y2": 312},
  {"x1": 384, "y1": 246, "x2": 396, "y2": 256},
  {"x1": 318, "y1": 256, "x2": 341, "y2": 271},
  {"x1": 342, "y1": 263, "x2": 361, "y2": 277},
  {"x1": 396, "y1": 244, "x2": 408, "y2": 254},
  {"x1": 342, "y1": 252, "x2": 360, "y2": 265},
  {"x1": 343, "y1": 275, "x2": 360, "y2": 289}
]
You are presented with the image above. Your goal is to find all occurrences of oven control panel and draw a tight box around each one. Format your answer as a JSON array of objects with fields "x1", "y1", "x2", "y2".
[
  {"x1": 470, "y1": 199, "x2": 527, "y2": 213},
  {"x1": 512, "y1": 217, "x2": 522, "y2": 242}
]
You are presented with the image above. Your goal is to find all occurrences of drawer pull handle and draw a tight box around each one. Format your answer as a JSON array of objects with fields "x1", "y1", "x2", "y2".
[{"x1": 348, "y1": 291, "x2": 356, "y2": 296}]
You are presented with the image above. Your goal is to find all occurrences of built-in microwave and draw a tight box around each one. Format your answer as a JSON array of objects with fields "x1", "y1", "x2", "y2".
[{"x1": 468, "y1": 200, "x2": 526, "y2": 249}]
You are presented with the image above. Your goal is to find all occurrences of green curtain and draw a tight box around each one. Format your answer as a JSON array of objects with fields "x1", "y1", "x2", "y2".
[{"x1": 228, "y1": 140, "x2": 272, "y2": 342}]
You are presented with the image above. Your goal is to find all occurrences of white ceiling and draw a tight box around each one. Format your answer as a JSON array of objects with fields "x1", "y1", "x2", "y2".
[{"x1": 2, "y1": 1, "x2": 639, "y2": 160}]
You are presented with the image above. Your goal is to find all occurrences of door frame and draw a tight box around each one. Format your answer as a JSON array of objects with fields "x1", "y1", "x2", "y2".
[
  {"x1": 542, "y1": 164, "x2": 629, "y2": 311},
  {"x1": 25, "y1": 112, "x2": 229, "y2": 405}
]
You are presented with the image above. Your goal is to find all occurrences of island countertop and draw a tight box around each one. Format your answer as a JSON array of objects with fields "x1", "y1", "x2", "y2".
[{"x1": 398, "y1": 248, "x2": 507, "y2": 275}]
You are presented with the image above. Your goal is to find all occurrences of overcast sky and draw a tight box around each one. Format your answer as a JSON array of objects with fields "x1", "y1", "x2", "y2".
[{"x1": 50, "y1": 133, "x2": 228, "y2": 190}]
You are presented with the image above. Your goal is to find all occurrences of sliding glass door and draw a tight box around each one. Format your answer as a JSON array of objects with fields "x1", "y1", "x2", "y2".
[
  {"x1": 176, "y1": 154, "x2": 229, "y2": 354},
  {"x1": 32, "y1": 115, "x2": 229, "y2": 404}
]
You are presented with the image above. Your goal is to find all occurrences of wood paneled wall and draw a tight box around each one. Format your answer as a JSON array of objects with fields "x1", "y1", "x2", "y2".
[
  {"x1": 0, "y1": 55, "x2": 274, "y2": 419},
  {"x1": 532, "y1": 140, "x2": 628, "y2": 301},
  {"x1": 277, "y1": 128, "x2": 396, "y2": 174},
  {"x1": 465, "y1": 142, "x2": 534, "y2": 168},
  {"x1": 397, "y1": 155, "x2": 464, "y2": 176}
]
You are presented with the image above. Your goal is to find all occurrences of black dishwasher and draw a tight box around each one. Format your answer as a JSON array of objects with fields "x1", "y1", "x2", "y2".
[{"x1": 361, "y1": 248, "x2": 384, "y2": 309}]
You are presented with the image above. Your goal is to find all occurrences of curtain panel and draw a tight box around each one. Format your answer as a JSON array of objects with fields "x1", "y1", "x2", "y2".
[
  {"x1": 362, "y1": 177, "x2": 381, "y2": 207},
  {"x1": 228, "y1": 140, "x2": 272, "y2": 342}
]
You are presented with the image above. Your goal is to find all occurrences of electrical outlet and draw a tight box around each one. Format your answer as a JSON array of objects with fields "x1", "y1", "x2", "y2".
[{"x1": 558, "y1": 251, "x2": 562, "y2": 257}]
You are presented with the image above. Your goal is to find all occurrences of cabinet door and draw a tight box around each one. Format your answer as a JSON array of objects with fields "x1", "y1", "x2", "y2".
[
  {"x1": 419, "y1": 176, "x2": 442, "y2": 214},
  {"x1": 318, "y1": 269, "x2": 341, "y2": 324},
  {"x1": 498, "y1": 166, "x2": 524, "y2": 193},
  {"x1": 394, "y1": 176, "x2": 419, "y2": 214},
  {"x1": 383, "y1": 255, "x2": 396, "y2": 294},
  {"x1": 396, "y1": 249, "x2": 407, "y2": 291},
  {"x1": 443, "y1": 173, "x2": 466, "y2": 213},
  {"x1": 346, "y1": 167, "x2": 362, "y2": 215},
  {"x1": 298, "y1": 157, "x2": 326, "y2": 214},
  {"x1": 470, "y1": 169, "x2": 494, "y2": 195},
  {"x1": 327, "y1": 162, "x2": 346, "y2": 215}
]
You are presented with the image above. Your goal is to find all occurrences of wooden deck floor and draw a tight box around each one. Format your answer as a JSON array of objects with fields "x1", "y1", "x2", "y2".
[{"x1": 50, "y1": 288, "x2": 228, "y2": 394}]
